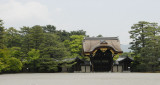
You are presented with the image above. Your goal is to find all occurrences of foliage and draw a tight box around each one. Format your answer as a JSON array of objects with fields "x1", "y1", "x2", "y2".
[
  {"x1": 40, "y1": 34, "x2": 70, "y2": 60},
  {"x1": 38, "y1": 33, "x2": 70, "y2": 72},
  {"x1": 29, "y1": 25, "x2": 44, "y2": 50},
  {"x1": 129, "y1": 21, "x2": 160, "y2": 72},
  {"x1": 64, "y1": 35, "x2": 84, "y2": 57},
  {"x1": 38, "y1": 58, "x2": 58, "y2": 72},
  {"x1": 22, "y1": 49, "x2": 40, "y2": 72},
  {"x1": 0, "y1": 48, "x2": 22, "y2": 73},
  {"x1": 97, "y1": 34, "x2": 103, "y2": 37},
  {"x1": 120, "y1": 52, "x2": 134, "y2": 57},
  {"x1": 0, "y1": 60, "x2": 5, "y2": 72},
  {"x1": 28, "y1": 49, "x2": 40, "y2": 60},
  {"x1": 20, "y1": 26, "x2": 31, "y2": 54},
  {"x1": 1, "y1": 20, "x2": 86, "y2": 73},
  {"x1": 113, "y1": 54, "x2": 119, "y2": 61},
  {"x1": 10, "y1": 47, "x2": 23, "y2": 59},
  {"x1": 4, "y1": 57, "x2": 22, "y2": 72},
  {"x1": 0, "y1": 19, "x2": 5, "y2": 49},
  {"x1": 5, "y1": 27, "x2": 21, "y2": 48},
  {"x1": 42, "y1": 25, "x2": 56, "y2": 33},
  {"x1": 63, "y1": 35, "x2": 85, "y2": 68},
  {"x1": 70, "y1": 30, "x2": 86, "y2": 35}
]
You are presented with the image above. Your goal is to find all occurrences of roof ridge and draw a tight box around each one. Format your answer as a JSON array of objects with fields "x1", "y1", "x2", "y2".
[{"x1": 84, "y1": 37, "x2": 119, "y2": 40}]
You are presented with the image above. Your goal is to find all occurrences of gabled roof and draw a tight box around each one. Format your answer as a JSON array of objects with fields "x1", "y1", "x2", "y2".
[
  {"x1": 116, "y1": 57, "x2": 125, "y2": 61},
  {"x1": 114, "y1": 56, "x2": 133, "y2": 65},
  {"x1": 80, "y1": 61, "x2": 91, "y2": 66},
  {"x1": 116, "y1": 56, "x2": 133, "y2": 62},
  {"x1": 85, "y1": 37, "x2": 118, "y2": 40},
  {"x1": 83, "y1": 37, "x2": 123, "y2": 54},
  {"x1": 62, "y1": 57, "x2": 81, "y2": 62}
]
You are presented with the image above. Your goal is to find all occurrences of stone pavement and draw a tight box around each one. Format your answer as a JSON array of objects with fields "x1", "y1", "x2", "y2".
[{"x1": 0, "y1": 73, "x2": 160, "y2": 85}]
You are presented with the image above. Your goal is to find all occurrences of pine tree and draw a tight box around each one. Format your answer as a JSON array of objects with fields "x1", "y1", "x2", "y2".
[
  {"x1": 0, "y1": 19, "x2": 5, "y2": 49},
  {"x1": 29, "y1": 25, "x2": 44, "y2": 50},
  {"x1": 5, "y1": 27, "x2": 21, "y2": 48},
  {"x1": 129, "y1": 21, "x2": 160, "y2": 72}
]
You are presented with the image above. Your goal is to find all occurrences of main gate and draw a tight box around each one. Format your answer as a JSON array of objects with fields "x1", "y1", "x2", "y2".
[{"x1": 82, "y1": 37, "x2": 123, "y2": 72}]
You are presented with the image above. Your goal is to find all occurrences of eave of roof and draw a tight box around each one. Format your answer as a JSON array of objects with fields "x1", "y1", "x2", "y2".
[
  {"x1": 84, "y1": 37, "x2": 119, "y2": 40},
  {"x1": 83, "y1": 37, "x2": 122, "y2": 54},
  {"x1": 116, "y1": 57, "x2": 133, "y2": 62}
]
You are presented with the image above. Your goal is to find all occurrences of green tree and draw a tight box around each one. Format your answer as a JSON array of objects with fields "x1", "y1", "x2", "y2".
[
  {"x1": 129, "y1": 21, "x2": 160, "y2": 72},
  {"x1": 70, "y1": 30, "x2": 86, "y2": 35},
  {"x1": 29, "y1": 25, "x2": 44, "y2": 50},
  {"x1": 39, "y1": 33, "x2": 70, "y2": 72},
  {"x1": 42, "y1": 25, "x2": 56, "y2": 33},
  {"x1": 0, "y1": 19, "x2": 5, "y2": 49},
  {"x1": 40, "y1": 34, "x2": 70, "y2": 59},
  {"x1": 120, "y1": 52, "x2": 134, "y2": 57},
  {"x1": 0, "y1": 48, "x2": 22, "y2": 73},
  {"x1": 129, "y1": 21, "x2": 150, "y2": 55},
  {"x1": 5, "y1": 27, "x2": 21, "y2": 48},
  {"x1": 0, "y1": 60, "x2": 5, "y2": 72},
  {"x1": 10, "y1": 47, "x2": 23, "y2": 60},
  {"x1": 97, "y1": 34, "x2": 103, "y2": 37},
  {"x1": 64, "y1": 35, "x2": 84, "y2": 57},
  {"x1": 5, "y1": 57, "x2": 22, "y2": 72},
  {"x1": 28, "y1": 49, "x2": 40, "y2": 60},
  {"x1": 20, "y1": 26, "x2": 31, "y2": 54},
  {"x1": 56, "y1": 30, "x2": 70, "y2": 41},
  {"x1": 23, "y1": 49, "x2": 40, "y2": 72},
  {"x1": 38, "y1": 58, "x2": 58, "y2": 72}
]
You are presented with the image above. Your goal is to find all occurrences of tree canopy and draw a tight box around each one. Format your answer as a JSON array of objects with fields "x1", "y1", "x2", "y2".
[
  {"x1": 0, "y1": 19, "x2": 89, "y2": 73},
  {"x1": 129, "y1": 21, "x2": 160, "y2": 72}
]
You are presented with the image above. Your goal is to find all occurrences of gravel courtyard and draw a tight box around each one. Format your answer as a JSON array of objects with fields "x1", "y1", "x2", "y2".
[{"x1": 0, "y1": 73, "x2": 160, "y2": 85}]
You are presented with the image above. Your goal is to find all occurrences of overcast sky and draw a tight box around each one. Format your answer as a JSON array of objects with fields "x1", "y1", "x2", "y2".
[{"x1": 1, "y1": 0, "x2": 160, "y2": 45}]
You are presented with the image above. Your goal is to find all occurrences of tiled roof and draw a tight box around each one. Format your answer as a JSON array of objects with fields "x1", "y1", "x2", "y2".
[{"x1": 83, "y1": 37, "x2": 123, "y2": 54}]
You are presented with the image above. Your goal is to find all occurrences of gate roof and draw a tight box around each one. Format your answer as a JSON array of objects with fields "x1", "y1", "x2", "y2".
[{"x1": 83, "y1": 37, "x2": 123, "y2": 54}]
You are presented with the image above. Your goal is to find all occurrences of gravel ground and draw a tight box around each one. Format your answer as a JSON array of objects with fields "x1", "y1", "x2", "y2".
[{"x1": 0, "y1": 73, "x2": 160, "y2": 85}]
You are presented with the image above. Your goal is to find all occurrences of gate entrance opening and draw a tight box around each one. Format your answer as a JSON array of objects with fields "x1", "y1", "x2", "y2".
[{"x1": 91, "y1": 49, "x2": 113, "y2": 72}]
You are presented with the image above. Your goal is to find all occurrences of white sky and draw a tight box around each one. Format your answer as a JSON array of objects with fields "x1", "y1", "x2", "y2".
[{"x1": 1, "y1": 0, "x2": 160, "y2": 45}]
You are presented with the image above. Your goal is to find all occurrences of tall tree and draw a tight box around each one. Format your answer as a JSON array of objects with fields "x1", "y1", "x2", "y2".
[
  {"x1": 5, "y1": 27, "x2": 21, "y2": 48},
  {"x1": 129, "y1": 21, "x2": 149, "y2": 55},
  {"x1": 56, "y1": 30, "x2": 70, "y2": 41},
  {"x1": 0, "y1": 19, "x2": 5, "y2": 49},
  {"x1": 70, "y1": 30, "x2": 86, "y2": 35},
  {"x1": 129, "y1": 21, "x2": 160, "y2": 72},
  {"x1": 20, "y1": 26, "x2": 31, "y2": 54},
  {"x1": 40, "y1": 33, "x2": 70, "y2": 60},
  {"x1": 39, "y1": 33, "x2": 70, "y2": 72},
  {"x1": 64, "y1": 35, "x2": 84, "y2": 57},
  {"x1": 42, "y1": 25, "x2": 56, "y2": 33},
  {"x1": 29, "y1": 25, "x2": 44, "y2": 50}
]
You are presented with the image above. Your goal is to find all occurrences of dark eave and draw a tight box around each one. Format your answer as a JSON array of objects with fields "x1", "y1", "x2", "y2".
[{"x1": 84, "y1": 37, "x2": 119, "y2": 40}]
